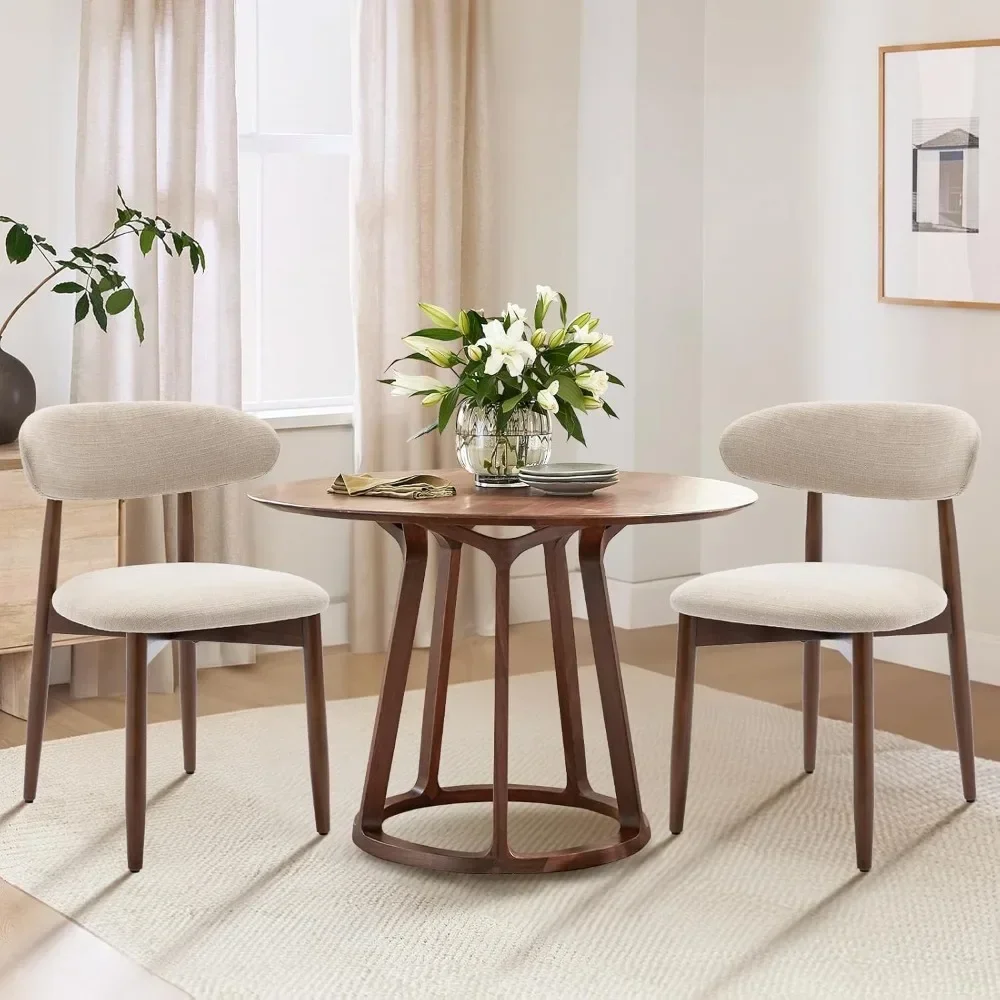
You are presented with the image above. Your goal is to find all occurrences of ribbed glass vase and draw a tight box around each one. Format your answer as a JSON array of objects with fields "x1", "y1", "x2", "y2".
[{"x1": 454, "y1": 399, "x2": 552, "y2": 488}]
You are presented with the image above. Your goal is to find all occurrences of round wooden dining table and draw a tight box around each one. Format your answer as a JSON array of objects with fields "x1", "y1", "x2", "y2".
[{"x1": 249, "y1": 470, "x2": 757, "y2": 874}]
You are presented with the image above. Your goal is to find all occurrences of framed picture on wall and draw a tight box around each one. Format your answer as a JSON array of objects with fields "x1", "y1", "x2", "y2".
[{"x1": 879, "y1": 39, "x2": 1000, "y2": 309}]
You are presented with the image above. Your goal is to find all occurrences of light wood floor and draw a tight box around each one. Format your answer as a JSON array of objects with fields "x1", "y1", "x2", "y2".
[{"x1": 1, "y1": 622, "x2": 997, "y2": 998}]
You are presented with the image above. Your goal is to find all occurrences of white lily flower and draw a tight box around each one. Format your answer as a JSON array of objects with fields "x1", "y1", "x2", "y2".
[
  {"x1": 505, "y1": 302, "x2": 526, "y2": 324},
  {"x1": 477, "y1": 318, "x2": 536, "y2": 378},
  {"x1": 388, "y1": 371, "x2": 450, "y2": 396},
  {"x1": 536, "y1": 380, "x2": 560, "y2": 414},
  {"x1": 573, "y1": 326, "x2": 601, "y2": 344},
  {"x1": 575, "y1": 369, "x2": 610, "y2": 398},
  {"x1": 587, "y1": 334, "x2": 614, "y2": 358},
  {"x1": 403, "y1": 335, "x2": 458, "y2": 367},
  {"x1": 535, "y1": 285, "x2": 558, "y2": 308}
]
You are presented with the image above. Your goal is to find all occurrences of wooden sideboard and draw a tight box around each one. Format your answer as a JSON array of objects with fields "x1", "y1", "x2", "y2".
[{"x1": 0, "y1": 440, "x2": 123, "y2": 718}]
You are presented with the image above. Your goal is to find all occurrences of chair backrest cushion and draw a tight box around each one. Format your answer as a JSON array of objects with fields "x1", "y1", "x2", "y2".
[
  {"x1": 719, "y1": 401, "x2": 979, "y2": 500},
  {"x1": 19, "y1": 401, "x2": 280, "y2": 500}
]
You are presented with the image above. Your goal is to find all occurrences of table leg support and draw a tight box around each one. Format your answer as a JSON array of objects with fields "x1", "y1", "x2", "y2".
[{"x1": 492, "y1": 558, "x2": 512, "y2": 861}]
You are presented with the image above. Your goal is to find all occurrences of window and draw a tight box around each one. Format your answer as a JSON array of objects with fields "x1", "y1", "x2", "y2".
[{"x1": 235, "y1": 0, "x2": 354, "y2": 414}]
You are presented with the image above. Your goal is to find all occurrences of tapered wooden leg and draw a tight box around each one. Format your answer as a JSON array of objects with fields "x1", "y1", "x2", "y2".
[
  {"x1": 302, "y1": 614, "x2": 330, "y2": 835},
  {"x1": 544, "y1": 534, "x2": 590, "y2": 793},
  {"x1": 579, "y1": 527, "x2": 643, "y2": 832},
  {"x1": 670, "y1": 614, "x2": 697, "y2": 834},
  {"x1": 938, "y1": 499, "x2": 976, "y2": 802},
  {"x1": 23, "y1": 500, "x2": 62, "y2": 803},
  {"x1": 492, "y1": 560, "x2": 512, "y2": 859},
  {"x1": 803, "y1": 640, "x2": 820, "y2": 774},
  {"x1": 125, "y1": 633, "x2": 148, "y2": 873},
  {"x1": 178, "y1": 640, "x2": 197, "y2": 775},
  {"x1": 852, "y1": 632, "x2": 874, "y2": 873},
  {"x1": 414, "y1": 535, "x2": 462, "y2": 798},
  {"x1": 357, "y1": 524, "x2": 428, "y2": 834}
]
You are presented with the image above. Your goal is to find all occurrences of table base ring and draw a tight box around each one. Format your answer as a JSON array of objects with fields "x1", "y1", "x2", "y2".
[{"x1": 353, "y1": 782, "x2": 651, "y2": 874}]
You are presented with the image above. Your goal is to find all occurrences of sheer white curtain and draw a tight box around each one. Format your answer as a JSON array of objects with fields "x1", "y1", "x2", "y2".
[
  {"x1": 349, "y1": 0, "x2": 493, "y2": 652},
  {"x1": 74, "y1": 0, "x2": 249, "y2": 686}
]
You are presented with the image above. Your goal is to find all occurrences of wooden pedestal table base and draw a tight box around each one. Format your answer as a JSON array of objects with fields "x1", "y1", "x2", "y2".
[{"x1": 249, "y1": 470, "x2": 757, "y2": 874}]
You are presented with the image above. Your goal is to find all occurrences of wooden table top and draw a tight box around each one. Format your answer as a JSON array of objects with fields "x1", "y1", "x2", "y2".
[{"x1": 249, "y1": 470, "x2": 757, "y2": 528}]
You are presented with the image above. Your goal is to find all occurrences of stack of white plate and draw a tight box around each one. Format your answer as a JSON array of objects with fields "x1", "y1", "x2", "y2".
[{"x1": 518, "y1": 462, "x2": 619, "y2": 496}]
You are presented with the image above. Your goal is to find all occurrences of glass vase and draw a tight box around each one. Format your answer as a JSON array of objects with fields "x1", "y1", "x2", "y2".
[{"x1": 454, "y1": 399, "x2": 552, "y2": 488}]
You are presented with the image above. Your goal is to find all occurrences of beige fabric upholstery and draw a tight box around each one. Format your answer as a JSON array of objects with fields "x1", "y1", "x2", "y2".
[
  {"x1": 53, "y1": 563, "x2": 329, "y2": 634},
  {"x1": 19, "y1": 402, "x2": 280, "y2": 501},
  {"x1": 671, "y1": 563, "x2": 946, "y2": 633},
  {"x1": 719, "y1": 402, "x2": 979, "y2": 500}
]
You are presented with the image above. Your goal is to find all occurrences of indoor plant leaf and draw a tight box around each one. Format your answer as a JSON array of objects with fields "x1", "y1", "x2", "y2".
[
  {"x1": 52, "y1": 282, "x2": 85, "y2": 294},
  {"x1": 406, "y1": 327, "x2": 463, "y2": 342},
  {"x1": 437, "y1": 386, "x2": 460, "y2": 433},
  {"x1": 74, "y1": 294, "x2": 90, "y2": 323},
  {"x1": 139, "y1": 227, "x2": 156, "y2": 255},
  {"x1": 106, "y1": 288, "x2": 134, "y2": 315},
  {"x1": 5, "y1": 225, "x2": 33, "y2": 264},
  {"x1": 89, "y1": 288, "x2": 108, "y2": 331},
  {"x1": 407, "y1": 420, "x2": 438, "y2": 442},
  {"x1": 555, "y1": 373, "x2": 587, "y2": 410},
  {"x1": 133, "y1": 299, "x2": 145, "y2": 343}
]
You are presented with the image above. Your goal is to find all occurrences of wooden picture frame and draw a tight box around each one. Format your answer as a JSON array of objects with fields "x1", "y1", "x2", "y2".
[{"x1": 879, "y1": 39, "x2": 1000, "y2": 310}]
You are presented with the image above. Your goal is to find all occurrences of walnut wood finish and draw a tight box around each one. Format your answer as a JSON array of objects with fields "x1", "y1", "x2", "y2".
[
  {"x1": 177, "y1": 492, "x2": 197, "y2": 774},
  {"x1": 852, "y1": 632, "x2": 875, "y2": 872},
  {"x1": 939, "y1": 498, "x2": 976, "y2": 802},
  {"x1": 259, "y1": 471, "x2": 752, "y2": 874},
  {"x1": 125, "y1": 632, "x2": 147, "y2": 872},
  {"x1": 669, "y1": 490, "x2": 975, "y2": 872},
  {"x1": 803, "y1": 491, "x2": 822, "y2": 774},
  {"x1": 23, "y1": 490, "x2": 331, "y2": 872},
  {"x1": 250, "y1": 470, "x2": 757, "y2": 528},
  {"x1": 22, "y1": 499, "x2": 62, "y2": 802}
]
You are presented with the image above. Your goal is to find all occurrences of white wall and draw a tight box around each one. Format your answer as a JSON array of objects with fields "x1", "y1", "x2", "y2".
[{"x1": 703, "y1": 0, "x2": 1000, "y2": 680}]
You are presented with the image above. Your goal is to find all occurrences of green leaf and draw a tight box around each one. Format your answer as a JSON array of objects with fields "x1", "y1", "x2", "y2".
[
  {"x1": 74, "y1": 294, "x2": 90, "y2": 323},
  {"x1": 106, "y1": 288, "x2": 134, "y2": 315},
  {"x1": 407, "y1": 421, "x2": 438, "y2": 443},
  {"x1": 133, "y1": 299, "x2": 145, "y2": 343},
  {"x1": 0, "y1": 216, "x2": 11, "y2": 223},
  {"x1": 70, "y1": 246, "x2": 94, "y2": 259},
  {"x1": 602, "y1": 400, "x2": 618, "y2": 418},
  {"x1": 502, "y1": 390, "x2": 527, "y2": 413},
  {"x1": 555, "y1": 374, "x2": 587, "y2": 410},
  {"x1": 5, "y1": 225, "x2": 33, "y2": 263},
  {"x1": 89, "y1": 288, "x2": 108, "y2": 331},
  {"x1": 94, "y1": 252, "x2": 117, "y2": 264},
  {"x1": 96, "y1": 274, "x2": 116, "y2": 293},
  {"x1": 139, "y1": 227, "x2": 156, "y2": 255},
  {"x1": 407, "y1": 327, "x2": 463, "y2": 342},
  {"x1": 555, "y1": 405, "x2": 586, "y2": 445},
  {"x1": 558, "y1": 293, "x2": 567, "y2": 327},
  {"x1": 189, "y1": 246, "x2": 198, "y2": 272},
  {"x1": 39, "y1": 242, "x2": 57, "y2": 255},
  {"x1": 55, "y1": 259, "x2": 86, "y2": 272},
  {"x1": 418, "y1": 302, "x2": 458, "y2": 329},
  {"x1": 52, "y1": 281, "x2": 85, "y2": 294},
  {"x1": 172, "y1": 232, "x2": 185, "y2": 256},
  {"x1": 437, "y1": 386, "x2": 460, "y2": 433}
]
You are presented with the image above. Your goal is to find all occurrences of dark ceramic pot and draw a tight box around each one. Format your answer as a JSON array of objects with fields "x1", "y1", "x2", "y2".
[{"x1": 0, "y1": 345, "x2": 36, "y2": 444}]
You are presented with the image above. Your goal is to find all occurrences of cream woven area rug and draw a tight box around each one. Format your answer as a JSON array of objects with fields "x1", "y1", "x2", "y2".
[{"x1": 0, "y1": 665, "x2": 998, "y2": 998}]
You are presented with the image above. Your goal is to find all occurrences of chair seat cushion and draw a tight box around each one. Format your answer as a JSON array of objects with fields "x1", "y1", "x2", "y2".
[
  {"x1": 53, "y1": 563, "x2": 330, "y2": 634},
  {"x1": 670, "y1": 563, "x2": 947, "y2": 633}
]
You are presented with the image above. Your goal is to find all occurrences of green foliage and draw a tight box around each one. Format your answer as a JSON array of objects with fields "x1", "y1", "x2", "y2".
[{"x1": 0, "y1": 187, "x2": 205, "y2": 344}]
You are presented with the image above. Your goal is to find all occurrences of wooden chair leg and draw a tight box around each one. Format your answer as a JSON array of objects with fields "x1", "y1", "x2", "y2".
[
  {"x1": 178, "y1": 640, "x2": 197, "y2": 775},
  {"x1": 303, "y1": 614, "x2": 330, "y2": 835},
  {"x1": 670, "y1": 614, "x2": 697, "y2": 835},
  {"x1": 803, "y1": 639, "x2": 820, "y2": 774},
  {"x1": 852, "y1": 632, "x2": 874, "y2": 872},
  {"x1": 947, "y1": 626, "x2": 976, "y2": 803},
  {"x1": 125, "y1": 633, "x2": 148, "y2": 873},
  {"x1": 23, "y1": 629, "x2": 54, "y2": 804}
]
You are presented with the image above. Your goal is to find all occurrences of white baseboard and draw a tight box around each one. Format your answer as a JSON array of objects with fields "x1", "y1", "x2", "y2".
[{"x1": 824, "y1": 631, "x2": 1000, "y2": 687}]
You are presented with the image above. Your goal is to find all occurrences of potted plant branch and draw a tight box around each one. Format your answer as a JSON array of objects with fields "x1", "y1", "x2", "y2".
[{"x1": 0, "y1": 188, "x2": 205, "y2": 443}]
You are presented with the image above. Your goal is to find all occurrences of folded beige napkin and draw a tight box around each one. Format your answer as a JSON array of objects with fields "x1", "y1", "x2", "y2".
[{"x1": 329, "y1": 473, "x2": 457, "y2": 500}]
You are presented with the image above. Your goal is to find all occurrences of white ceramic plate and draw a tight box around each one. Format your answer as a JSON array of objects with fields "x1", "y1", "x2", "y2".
[
  {"x1": 518, "y1": 462, "x2": 618, "y2": 480},
  {"x1": 519, "y1": 472, "x2": 619, "y2": 485}
]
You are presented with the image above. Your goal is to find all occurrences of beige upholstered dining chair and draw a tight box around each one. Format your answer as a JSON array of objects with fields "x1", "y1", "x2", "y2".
[
  {"x1": 18, "y1": 402, "x2": 332, "y2": 872},
  {"x1": 668, "y1": 402, "x2": 980, "y2": 871}
]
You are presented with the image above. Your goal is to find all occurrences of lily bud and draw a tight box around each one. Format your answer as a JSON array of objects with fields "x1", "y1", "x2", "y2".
[
  {"x1": 582, "y1": 395, "x2": 603, "y2": 410},
  {"x1": 548, "y1": 328, "x2": 567, "y2": 348},
  {"x1": 467, "y1": 344, "x2": 483, "y2": 362},
  {"x1": 531, "y1": 328, "x2": 547, "y2": 349},
  {"x1": 567, "y1": 344, "x2": 589, "y2": 364},
  {"x1": 587, "y1": 334, "x2": 614, "y2": 358}
]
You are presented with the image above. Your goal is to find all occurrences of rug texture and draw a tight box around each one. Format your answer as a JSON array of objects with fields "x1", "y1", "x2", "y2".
[{"x1": 0, "y1": 665, "x2": 997, "y2": 998}]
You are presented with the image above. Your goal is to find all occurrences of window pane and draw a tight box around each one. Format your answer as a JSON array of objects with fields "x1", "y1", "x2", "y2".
[
  {"x1": 259, "y1": 152, "x2": 353, "y2": 402},
  {"x1": 257, "y1": 0, "x2": 353, "y2": 135}
]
